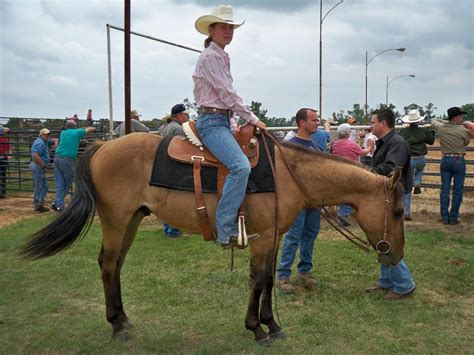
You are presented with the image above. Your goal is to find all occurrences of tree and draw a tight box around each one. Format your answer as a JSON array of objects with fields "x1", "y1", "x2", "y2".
[
  {"x1": 403, "y1": 103, "x2": 424, "y2": 116},
  {"x1": 249, "y1": 101, "x2": 268, "y2": 121},
  {"x1": 461, "y1": 103, "x2": 474, "y2": 121},
  {"x1": 424, "y1": 102, "x2": 437, "y2": 122},
  {"x1": 347, "y1": 104, "x2": 365, "y2": 124}
]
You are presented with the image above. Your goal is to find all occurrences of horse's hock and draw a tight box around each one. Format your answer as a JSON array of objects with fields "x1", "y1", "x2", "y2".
[{"x1": 412, "y1": 139, "x2": 474, "y2": 214}]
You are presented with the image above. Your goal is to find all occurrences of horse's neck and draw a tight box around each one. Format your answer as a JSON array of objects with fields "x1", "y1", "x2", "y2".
[{"x1": 281, "y1": 147, "x2": 381, "y2": 208}]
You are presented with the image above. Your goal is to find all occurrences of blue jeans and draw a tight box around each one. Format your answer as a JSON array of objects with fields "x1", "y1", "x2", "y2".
[
  {"x1": 278, "y1": 209, "x2": 321, "y2": 280},
  {"x1": 338, "y1": 205, "x2": 352, "y2": 221},
  {"x1": 30, "y1": 162, "x2": 48, "y2": 207},
  {"x1": 403, "y1": 155, "x2": 427, "y2": 216},
  {"x1": 53, "y1": 157, "x2": 75, "y2": 209},
  {"x1": 380, "y1": 259, "x2": 416, "y2": 294},
  {"x1": 411, "y1": 155, "x2": 426, "y2": 187},
  {"x1": 163, "y1": 224, "x2": 182, "y2": 237},
  {"x1": 440, "y1": 156, "x2": 466, "y2": 223},
  {"x1": 196, "y1": 114, "x2": 251, "y2": 244}
]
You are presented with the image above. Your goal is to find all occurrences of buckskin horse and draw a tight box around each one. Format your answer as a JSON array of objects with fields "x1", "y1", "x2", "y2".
[{"x1": 20, "y1": 132, "x2": 405, "y2": 345}]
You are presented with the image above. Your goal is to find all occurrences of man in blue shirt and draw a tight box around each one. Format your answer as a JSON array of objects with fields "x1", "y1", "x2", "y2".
[
  {"x1": 52, "y1": 120, "x2": 95, "y2": 211},
  {"x1": 276, "y1": 108, "x2": 322, "y2": 294},
  {"x1": 30, "y1": 128, "x2": 57, "y2": 212},
  {"x1": 311, "y1": 118, "x2": 332, "y2": 152}
]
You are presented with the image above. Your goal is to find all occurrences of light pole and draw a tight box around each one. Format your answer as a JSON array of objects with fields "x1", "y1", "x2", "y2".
[
  {"x1": 386, "y1": 74, "x2": 415, "y2": 105},
  {"x1": 319, "y1": 0, "x2": 343, "y2": 119},
  {"x1": 365, "y1": 48, "x2": 406, "y2": 119}
]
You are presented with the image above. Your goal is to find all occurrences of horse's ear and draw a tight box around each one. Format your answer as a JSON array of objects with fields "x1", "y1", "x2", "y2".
[{"x1": 386, "y1": 167, "x2": 402, "y2": 191}]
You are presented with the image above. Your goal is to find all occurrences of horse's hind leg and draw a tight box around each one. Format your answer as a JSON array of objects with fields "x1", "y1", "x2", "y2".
[{"x1": 98, "y1": 209, "x2": 145, "y2": 339}]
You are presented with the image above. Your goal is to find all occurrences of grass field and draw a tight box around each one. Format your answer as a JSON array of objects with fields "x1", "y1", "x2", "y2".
[{"x1": 1, "y1": 217, "x2": 473, "y2": 353}]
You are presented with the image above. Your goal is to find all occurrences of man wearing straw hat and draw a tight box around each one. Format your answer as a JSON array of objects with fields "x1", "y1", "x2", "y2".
[
  {"x1": 115, "y1": 110, "x2": 150, "y2": 137},
  {"x1": 399, "y1": 109, "x2": 435, "y2": 220}
]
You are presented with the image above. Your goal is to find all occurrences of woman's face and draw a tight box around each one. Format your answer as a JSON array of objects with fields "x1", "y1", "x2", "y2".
[{"x1": 209, "y1": 23, "x2": 234, "y2": 48}]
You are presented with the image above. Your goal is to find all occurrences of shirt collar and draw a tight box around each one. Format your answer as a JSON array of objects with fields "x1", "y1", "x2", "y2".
[{"x1": 209, "y1": 41, "x2": 229, "y2": 59}]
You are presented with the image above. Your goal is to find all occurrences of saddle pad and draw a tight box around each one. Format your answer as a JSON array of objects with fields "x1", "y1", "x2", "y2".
[{"x1": 149, "y1": 135, "x2": 275, "y2": 194}]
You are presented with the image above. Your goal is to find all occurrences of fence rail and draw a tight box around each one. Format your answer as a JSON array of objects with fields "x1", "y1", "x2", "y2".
[{"x1": 1, "y1": 119, "x2": 473, "y2": 197}]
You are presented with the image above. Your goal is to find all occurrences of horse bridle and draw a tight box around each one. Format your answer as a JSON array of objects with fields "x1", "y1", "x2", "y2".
[{"x1": 262, "y1": 132, "x2": 392, "y2": 256}]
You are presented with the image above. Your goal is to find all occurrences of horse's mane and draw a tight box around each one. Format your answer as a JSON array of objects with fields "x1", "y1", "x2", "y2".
[{"x1": 279, "y1": 141, "x2": 377, "y2": 173}]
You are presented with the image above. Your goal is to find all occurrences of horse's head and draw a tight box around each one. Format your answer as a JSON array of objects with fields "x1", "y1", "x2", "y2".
[{"x1": 357, "y1": 168, "x2": 405, "y2": 266}]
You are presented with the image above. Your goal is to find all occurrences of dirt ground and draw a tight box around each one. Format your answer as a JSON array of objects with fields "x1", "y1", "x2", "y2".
[{"x1": 1, "y1": 191, "x2": 472, "y2": 236}]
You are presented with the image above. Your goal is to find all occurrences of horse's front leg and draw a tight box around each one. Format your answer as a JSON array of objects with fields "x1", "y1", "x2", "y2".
[
  {"x1": 246, "y1": 246, "x2": 274, "y2": 346},
  {"x1": 259, "y1": 251, "x2": 286, "y2": 340}
]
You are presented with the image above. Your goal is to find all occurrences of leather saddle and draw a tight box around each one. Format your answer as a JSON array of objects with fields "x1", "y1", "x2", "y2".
[
  {"x1": 166, "y1": 121, "x2": 260, "y2": 242},
  {"x1": 167, "y1": 121, "x2": 259, "y2": 168}
]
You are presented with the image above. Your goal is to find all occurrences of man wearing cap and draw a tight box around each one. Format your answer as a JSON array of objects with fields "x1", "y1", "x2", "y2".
[
  {"x1": 0, "y1": 125, "x2": 12, "y2": 198},
  {"x1": 30, "y1": 128, "x2": 57, "y2": 212},
  {"x1": 399, "y1": 109, "x2": 435, "y2": 220},
  {"x1": 161, "y1": 103, "x2": 191, "y2": 238},
  {"x1": 52, "y1": 120, "x2": 95, "y2": 211},
  {"x1": 162, "y1": 104, "x2": 190, "y2": 138},
  {"x1": 115, "y1": 110, "x2": 150, "y2": 137},
  {"x1": 431, "y1": 107, "x2": 472, "y2": 225}
]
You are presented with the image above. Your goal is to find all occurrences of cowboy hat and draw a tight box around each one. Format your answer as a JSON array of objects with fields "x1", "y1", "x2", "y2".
[
  {"x1": 195, "y1": 5, "x2": 245, "y2": 36},
  {"x1": 447, "y1": 106, "x2": 467, "y2": 119},
  {"x1": 402, "y1": 109, "x2": 425, "y2": 124},
  {"x1": 130, "y1": 109, "x2": 142, "y2": 118}
]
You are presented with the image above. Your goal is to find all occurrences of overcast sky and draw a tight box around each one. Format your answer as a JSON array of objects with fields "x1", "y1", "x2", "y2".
[{"x1": 0, "y1": 0, "x2": 473, "y2": 122}]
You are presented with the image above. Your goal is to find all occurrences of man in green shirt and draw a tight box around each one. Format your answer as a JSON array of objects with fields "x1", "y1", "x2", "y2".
[
  {"x1": 52, "y1": 120, "x2": 95, "y2": 211},
  {"x1": 399, "y1": 109, "x2": 435, "y2": 220},
  {"x1": 432, "y1": 107, "x2": 472, "y2": 224}
]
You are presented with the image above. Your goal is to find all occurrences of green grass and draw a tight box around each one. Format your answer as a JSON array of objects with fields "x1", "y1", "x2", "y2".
[{"x1": 1, "y1": 218, "x2": 473, "y2": 353}]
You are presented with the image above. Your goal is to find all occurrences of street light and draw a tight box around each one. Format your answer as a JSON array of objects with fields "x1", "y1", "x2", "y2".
[
  {"x1": 386, "y1": 74, "x2": 415, "y2": 105},
  {"x1": 319, "y1": 0, "x2": 343, "y2": 119},
  {"x1": 365, "y1": 47, "x2": 406, "y2": 119}
]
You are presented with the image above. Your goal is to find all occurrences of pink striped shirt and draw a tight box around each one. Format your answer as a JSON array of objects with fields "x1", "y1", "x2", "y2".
[{"x1": 193, "y1": 41, "x2": 259, "y2": 127}]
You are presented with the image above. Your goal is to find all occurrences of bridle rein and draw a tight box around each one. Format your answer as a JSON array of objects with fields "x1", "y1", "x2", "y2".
[{"x1": 262, "y1": 132, "x2": 392, "y2": 256}]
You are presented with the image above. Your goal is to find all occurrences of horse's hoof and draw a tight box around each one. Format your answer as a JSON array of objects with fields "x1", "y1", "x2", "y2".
[
  {"x1": 256, "y1": 336, "x2": 272, "y2": 347},
  {"x1": 270, "y1": 330, "x2": 287, "y2": 340},
  {"x1": 112, "y1": 329, "x2": 129, "y2": 341},
  {"x1": 122, "y1": 319, "x2": 134, "y2": 330}
]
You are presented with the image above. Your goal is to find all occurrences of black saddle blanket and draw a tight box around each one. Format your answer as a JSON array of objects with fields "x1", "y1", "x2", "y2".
[{"x1": 149, "y1": 135, "x2": 275, "y2": 194}]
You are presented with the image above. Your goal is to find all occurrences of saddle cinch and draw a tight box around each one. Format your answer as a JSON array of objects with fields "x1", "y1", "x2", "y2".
[{"x1": 167, "y1": 121, "x2": 260, "y2": 243}]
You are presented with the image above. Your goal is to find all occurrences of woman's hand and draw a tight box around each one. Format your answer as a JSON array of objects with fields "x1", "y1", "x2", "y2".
[{"x1": 255, "y1": 120, "x2": 267, "y2": 132}]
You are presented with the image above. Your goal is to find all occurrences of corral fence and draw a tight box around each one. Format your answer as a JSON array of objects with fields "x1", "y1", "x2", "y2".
[{"x1": 0, "y1": 118, "x2": 473, "y2": 199}]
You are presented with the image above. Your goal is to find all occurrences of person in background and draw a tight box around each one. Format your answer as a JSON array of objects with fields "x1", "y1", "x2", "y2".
[
  {"x1": 30, "y1": 128, "x2": 57, "y2": 212},
  {"x1": 276, "y1": 108, "x2": 321, "y2": 294},
  {"x1": 52, "y1": 120, "x2": 95, "y2": 211},
  {"x1": 161, "y1": 103, "x2": 191, "y2": 237},
  {"x1": 367, "y1": 108, "x2": 416, "y2": 301},
  {"x1": 0, "y1": 125, "x2": 12, "y2": 198},
  {"x1": 115, "y1": 110, "x2": 150, "y2": 137},
  {"x1": 360, "y1": 128, "x2": 378, "y2": 165},
  {"x1": 162, "y1": 103, "x2": 191, "y2": 138},
  {"x1": 86, "y1": 109, "x2": 93, "y2": 126},
  {"x1": 347, "y1": 116, "x2": 358, "y2": 143},
  {"x1": 193, "y1": 4, "x2": 267, "y2": 249},
  {"x1": 330, "y1": 123, "x2": 371, "y2": 226},
  {"x1": 399, "y1": 109, "x2": 435, "y2": 221},
  {"x1": 311, "y1": 117, "x2": 332, "y2": 152},
  {"x1": 431, "y1": 106, "x2": 471, "y2": 225}
]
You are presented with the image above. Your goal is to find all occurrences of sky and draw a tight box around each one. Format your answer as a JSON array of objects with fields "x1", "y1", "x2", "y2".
[{"x1": 0, "y1": 0, "x2": 473, "y2": 122}]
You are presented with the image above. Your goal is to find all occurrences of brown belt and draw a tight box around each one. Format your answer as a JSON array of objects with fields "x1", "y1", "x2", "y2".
[{"x1": 198, "y1": 107, "x2": 233, "y2": 118}]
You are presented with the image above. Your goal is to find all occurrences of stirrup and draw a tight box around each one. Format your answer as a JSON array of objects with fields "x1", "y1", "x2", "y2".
[{"x1": 237, "y1": 215, "x2": 248, "y2": 248}]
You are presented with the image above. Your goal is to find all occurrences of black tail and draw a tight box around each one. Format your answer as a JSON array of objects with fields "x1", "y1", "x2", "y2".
[{"x1": 19, "y1": 142, "x2": 104, "y2": 259}]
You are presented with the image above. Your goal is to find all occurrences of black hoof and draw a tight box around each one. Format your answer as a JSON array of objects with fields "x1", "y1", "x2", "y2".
[
  {"x1": 256, "y1": 336, "x2": 272, "y2": 347},
  {"x1": 270, "y1": 330, "x2": 287, "y2": 340}
]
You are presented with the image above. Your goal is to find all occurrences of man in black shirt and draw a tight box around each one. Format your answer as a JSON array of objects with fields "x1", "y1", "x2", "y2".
[{"x1": 367, "y1": 108, "x2": 416, "y2": 301}]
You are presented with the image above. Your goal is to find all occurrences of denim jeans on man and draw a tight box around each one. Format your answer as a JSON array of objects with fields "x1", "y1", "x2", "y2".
[
  {"x1": 440, "y1": 156, "x2": 466, "y2": 223},
  {"x1": 53, "y1": 156, "x2": 75, "y2": 209},
  {"x1": 30, "y1": 162, "x2": 48, "y2": 207},
  {"x1": 338, "y1": 205, "x2": 352, "y2": 224},
  {"x1": 403, "y1": 155, "x2": 427, "y2": 216},
  {"x1": 380, "y1": 259, "x2": 416, "y2": 294},
  {"x1": 278, "y1": 208, "x2": 321, "y2": 280},
  {"x1": 196, "y1": 113, "x2": 251, "y2": 244}
]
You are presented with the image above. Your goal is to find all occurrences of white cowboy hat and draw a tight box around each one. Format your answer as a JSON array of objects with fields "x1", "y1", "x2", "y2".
[
  {"x1": 402, "y1": 109, "x2": 425, "y2": 124},
  {"x1": 195, "y1": 5, "x2": 245, "y2": 36}
]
